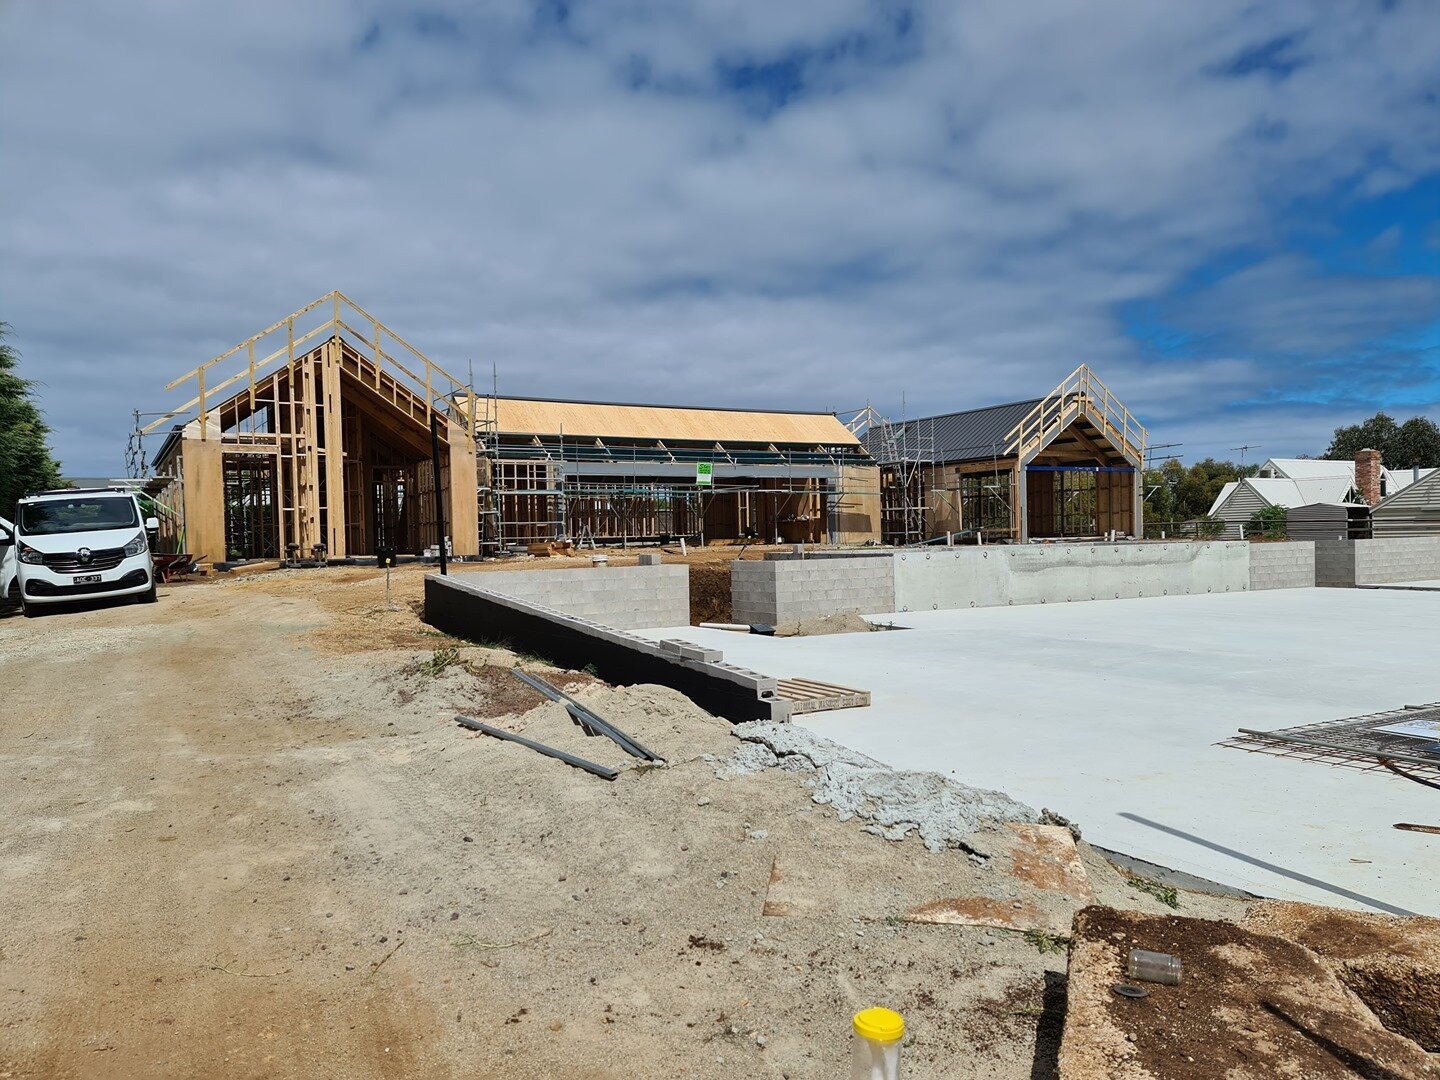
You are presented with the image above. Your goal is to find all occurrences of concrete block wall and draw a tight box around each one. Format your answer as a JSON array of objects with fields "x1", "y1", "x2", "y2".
[
  {"x1": 1353, "y1": 536, "x2": 1440, "y2": 584},
  {"x1": 450, "y1": 564, "x2": 688, "y2": 630},
  {"x1": 1314, "y1": 540, "x2": 1357, "y2": 588},
  {"x1": 425, "y1": 574, "x2": 790, "y2": 722},
  {"x1": 1247, "y1": 542, "x2": 1316, "y2": 590},
  {"x1": 892, "y1": 541, "x2": 1250, "y2": 612},
  {"x1": 731, "y1": 556, "x2": 896, "y2": 625},
  {"x1": 1316, "y1": 536, "x2": 1440, "y2": 587}
]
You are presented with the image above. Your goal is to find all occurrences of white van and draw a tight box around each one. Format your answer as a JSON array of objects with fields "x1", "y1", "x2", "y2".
[
  {"x1": 0, "y1": 515, "x2": 16, "y2": 605},
  {"x1": 12, "y1": 489, "x2": 159, "y2": 617}
]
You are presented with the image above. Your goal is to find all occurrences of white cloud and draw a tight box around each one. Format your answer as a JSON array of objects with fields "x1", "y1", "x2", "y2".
[{"x1": 1, "y1": 0, "x2": 1437, "y2": 473}]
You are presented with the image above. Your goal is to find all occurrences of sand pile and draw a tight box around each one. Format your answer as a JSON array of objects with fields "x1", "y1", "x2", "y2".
[{"x1": 488, "y1": 681, "x2": 738, "y2": 773}]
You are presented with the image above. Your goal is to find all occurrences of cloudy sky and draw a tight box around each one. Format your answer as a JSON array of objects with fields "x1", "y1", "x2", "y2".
[{"x1": 2, "y1": 0, "x2": 1438, "y2": 474}]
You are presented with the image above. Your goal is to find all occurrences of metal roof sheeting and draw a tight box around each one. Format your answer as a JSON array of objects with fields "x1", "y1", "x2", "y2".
[
  {"x1": 864, "y1": 399, "x2": 1042, "y2": 465},
  {"x1": 1257, "y1": 458, "x2": 1434, "y2": 500}
]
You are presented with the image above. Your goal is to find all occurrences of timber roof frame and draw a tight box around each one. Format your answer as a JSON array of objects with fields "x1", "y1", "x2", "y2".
[{"x1": 143, "y1": 291, "x2": 478, "y2": 446}]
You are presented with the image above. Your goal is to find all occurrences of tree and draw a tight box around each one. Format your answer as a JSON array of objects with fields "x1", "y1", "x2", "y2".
[
  {"x1": 1246, "y1": 504, "x2": 1287, "y2": 540},
  {"x1": 1391, "y1": 416, "x2": 1440, "y2": 471},
  {"x1": 0, "y1": 324, "x2": 63, "y2": 517},
  {"x1": 1322, "y1": 411, "x2": 1440, "y2": 469},
  {"x1": 1143, "y1": 457, "x2": 1257, "y2": 533}
]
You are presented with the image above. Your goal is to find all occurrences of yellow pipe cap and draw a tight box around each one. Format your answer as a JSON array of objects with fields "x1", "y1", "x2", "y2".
[{"x1": 853, "y1": 1007, "x2": 905, "y2": 1042}]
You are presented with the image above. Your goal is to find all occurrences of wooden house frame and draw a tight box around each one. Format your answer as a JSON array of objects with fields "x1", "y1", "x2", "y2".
[
  {"x1": 463, "y1": 396, "x2": 879, "y2": 549},
  {"x1": 142, "y1": 293, "x2": 880, "y2": 563},
  {"x1": 144, "y1": 292, "x2": 478, "y2": 565},
  {"x1": 865, "y1": 365, "x2": 1148, "y2": 543}
]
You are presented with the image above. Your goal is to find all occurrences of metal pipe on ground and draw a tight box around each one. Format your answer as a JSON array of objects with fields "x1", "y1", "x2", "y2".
[
  {"x1": 454, "y1": 716, "x2": 619, "y2": 781},
  {"x1": 510, "y1": 670, "x2": 663, "y2": 763}
]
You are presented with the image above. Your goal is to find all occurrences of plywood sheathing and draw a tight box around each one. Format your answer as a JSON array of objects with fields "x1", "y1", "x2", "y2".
[
  {"x1": 468, "y1": 396, "x2": 861, "y2": 446},
  {"x1": 179, "y1": 438, "x2": 225, "y2": 567}
]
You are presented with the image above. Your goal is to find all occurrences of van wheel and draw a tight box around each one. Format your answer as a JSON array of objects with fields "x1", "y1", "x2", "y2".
[
  {"x1": 20, "y1": 598, "x2": 38, "y2": 618},
  {"x1": 138, "y1": 583, "x2": 158, "y2": 604}
]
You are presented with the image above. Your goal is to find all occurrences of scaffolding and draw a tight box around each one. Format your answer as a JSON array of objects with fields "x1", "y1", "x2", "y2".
[
  {"x1": 844, "y1": 405, "x2": 936, "y2": 546},
  {"x1": 472, "y1": 391, "x2": 877, "y2": 551}
]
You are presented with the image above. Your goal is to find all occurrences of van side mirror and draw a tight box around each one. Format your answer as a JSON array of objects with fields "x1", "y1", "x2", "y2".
[{"x1": 145, "y1": 516, "x2": 160, "y2": 531}]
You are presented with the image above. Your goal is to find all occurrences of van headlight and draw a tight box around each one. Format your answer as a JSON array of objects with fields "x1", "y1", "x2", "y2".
[
  {"x1": 18, "y1": 543, "x2": 45, "y2": 565},
  {"x1": 122, "y1": 532, "x2": 148, "y2": 557}
]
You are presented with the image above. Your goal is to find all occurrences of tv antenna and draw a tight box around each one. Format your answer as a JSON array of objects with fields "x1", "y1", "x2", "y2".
[{"x1": 1230, "y1": 444, "x2": 1261, "y2": 471}]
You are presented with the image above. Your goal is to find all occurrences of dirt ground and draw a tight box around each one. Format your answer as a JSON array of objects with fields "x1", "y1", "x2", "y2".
[
  {"x1": 0, "y1": 563, "x2": 1249, "y2": 1079},
  {"x1": 1062, "y1": 906, "x2": 1440, "y2": 1078}
]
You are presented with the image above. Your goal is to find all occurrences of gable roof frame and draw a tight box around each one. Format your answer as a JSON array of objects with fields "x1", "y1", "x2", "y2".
[
  {"x1": 143, "y1": 291, "x2": 477, "y2": 448},
  {"x1": 1005, "y1": 364, "x2": 1147, "y2": 469}
]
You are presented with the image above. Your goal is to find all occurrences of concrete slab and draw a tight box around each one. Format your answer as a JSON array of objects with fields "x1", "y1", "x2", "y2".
[
  {"x1": 638, "y1": 589, "x2": 1440, "y2": 915},
  {"x1": 1361, "y1": 579, "x2": 1440, "y2": 592}
]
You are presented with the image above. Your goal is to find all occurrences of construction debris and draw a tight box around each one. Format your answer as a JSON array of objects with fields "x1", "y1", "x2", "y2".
[
  {"x1": 899, "y1": 823, "x2": 1093, "y2": 936},
  {"x1": 717, "y1": 722, "x2": 1039, "y2": 852}
]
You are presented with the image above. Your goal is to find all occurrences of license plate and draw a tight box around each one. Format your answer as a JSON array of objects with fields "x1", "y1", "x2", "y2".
[{"x1": 73, "y1": 574, "x2": 102, "y2": 585}]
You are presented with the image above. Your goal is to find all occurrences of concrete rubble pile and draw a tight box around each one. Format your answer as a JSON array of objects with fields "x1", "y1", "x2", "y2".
[{"x1": 710, "y1": 721, "x2": 1039, "y2": 852}]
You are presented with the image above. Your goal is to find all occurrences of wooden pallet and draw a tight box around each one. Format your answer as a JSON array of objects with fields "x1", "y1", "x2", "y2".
[{"x1": 777, "y1": 678, "x2": 871, "y2": 715}]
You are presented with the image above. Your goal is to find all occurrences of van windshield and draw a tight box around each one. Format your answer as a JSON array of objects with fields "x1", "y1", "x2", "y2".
[{"x1": 19, "y1": 497, "x2": 138, "y2": 536}]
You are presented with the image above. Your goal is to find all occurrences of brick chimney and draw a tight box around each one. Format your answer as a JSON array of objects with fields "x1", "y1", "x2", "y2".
[{"x1": 1355, "y1": 448, "x2": 1383, "y2": 507}]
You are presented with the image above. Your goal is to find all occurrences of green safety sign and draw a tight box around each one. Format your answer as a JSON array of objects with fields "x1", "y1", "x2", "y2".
[{"x1": 696, "y1": 462, "x2": 714, "y2": 485}]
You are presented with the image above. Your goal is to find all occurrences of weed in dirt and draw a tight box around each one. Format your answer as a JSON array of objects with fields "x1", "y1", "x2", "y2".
[
  {"x1": 1127, "y1": 875, "x2": 1180, "y2": 909},
  {"x1": 582, "y1": 662, "x2": 598, "y2": 676},
  {"x1": 1022, "y1": 930, "x2": 1071, "y2": 955},
  {"x1": 417, "y1": 645, "x2": 461, "y2": 677}
]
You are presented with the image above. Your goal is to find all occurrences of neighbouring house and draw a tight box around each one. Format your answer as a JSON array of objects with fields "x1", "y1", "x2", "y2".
[
  {"x1": 861, "y1": 365, "x2": 1147, "y2": 544},
  {"x1": 1370, "y1": 464, "x2": 1440, "y2": 538},
  {"x1": 1207, "y1": 452, "x2": 1434, "y2": 539}
]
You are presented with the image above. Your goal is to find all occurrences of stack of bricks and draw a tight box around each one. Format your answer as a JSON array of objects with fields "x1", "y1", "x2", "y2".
[{"x1": 1356, "y1": 448, "x2": 1384, "y2": 507}]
